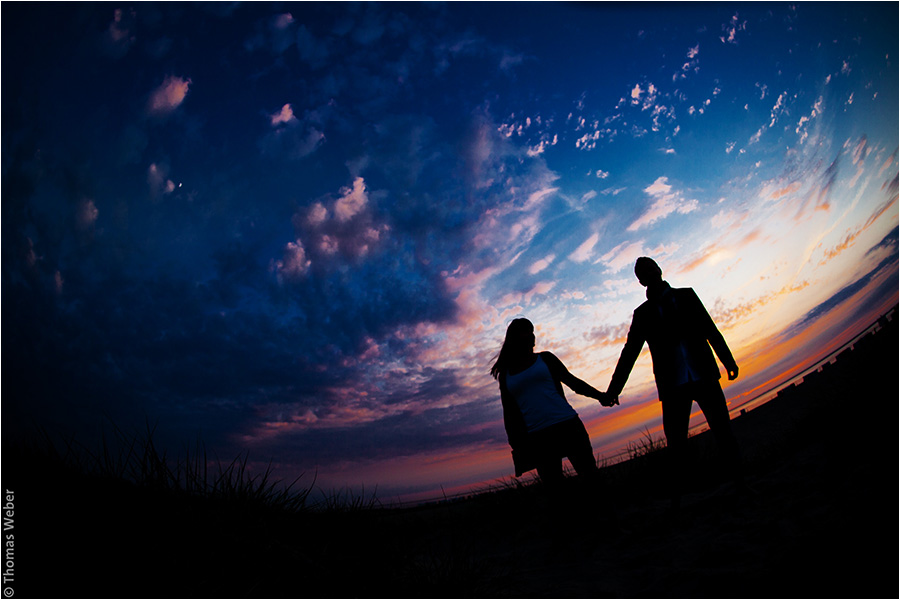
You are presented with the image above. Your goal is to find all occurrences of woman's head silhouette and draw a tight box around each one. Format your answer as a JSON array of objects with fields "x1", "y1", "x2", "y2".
[{"x1": 490, "y1": 317, "x2": 535, "y2": 379}]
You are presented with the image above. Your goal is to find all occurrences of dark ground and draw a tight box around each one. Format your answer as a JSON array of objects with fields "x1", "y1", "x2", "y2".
[{"x1": 4, "y1": 310, "x2": 898, "y2": 598}]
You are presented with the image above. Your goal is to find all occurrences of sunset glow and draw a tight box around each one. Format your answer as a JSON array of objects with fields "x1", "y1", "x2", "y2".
[{"x1": 3, "y1": 2, "x2": 897, "y2": 503}]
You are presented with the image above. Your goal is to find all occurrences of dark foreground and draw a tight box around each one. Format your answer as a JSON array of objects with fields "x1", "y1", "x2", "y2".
[{"x1": 5, "y1": 311, "x2": 898, "y2": 598}]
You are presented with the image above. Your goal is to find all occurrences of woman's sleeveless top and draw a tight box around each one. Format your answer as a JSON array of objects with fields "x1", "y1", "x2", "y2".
[{"x1": 506, "y1": 355, "x2": 577, "y2": 433}]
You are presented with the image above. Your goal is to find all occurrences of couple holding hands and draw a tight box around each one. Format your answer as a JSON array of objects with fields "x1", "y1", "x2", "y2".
[{"x1": 491, "y1": 257, "x2": 743, "y2": 500}]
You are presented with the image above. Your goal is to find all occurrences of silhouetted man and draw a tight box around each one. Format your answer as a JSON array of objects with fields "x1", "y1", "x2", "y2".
[{"x1": 606, "y1": 257, "x2": 743, "y2": 508}]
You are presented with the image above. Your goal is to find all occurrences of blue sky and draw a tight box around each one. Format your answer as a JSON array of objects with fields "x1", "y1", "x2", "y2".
[{"x1": 3, "y1": 2, "x2": 897, "y2": 501}]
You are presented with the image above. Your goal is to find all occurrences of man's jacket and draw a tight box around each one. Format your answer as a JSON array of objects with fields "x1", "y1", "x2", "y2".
[{"x1": 609, "y1": 283, "x2": 736, "y2": 399}]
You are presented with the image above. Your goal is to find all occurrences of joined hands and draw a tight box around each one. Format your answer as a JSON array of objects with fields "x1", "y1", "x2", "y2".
[{"x1": 596, "y1": 391, "x2": 619, "y2": 407}]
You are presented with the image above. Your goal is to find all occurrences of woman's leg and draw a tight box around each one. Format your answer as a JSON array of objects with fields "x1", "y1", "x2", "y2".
[
  {"x1": 530, "y1": 422, "x2": 566, "y2": 485},
  {"x1": 563, "y1": 418, "x2": 599, "y2": 477},
  {"x1": 535, "y1": 456, "x2": 564, "y2": 485}
]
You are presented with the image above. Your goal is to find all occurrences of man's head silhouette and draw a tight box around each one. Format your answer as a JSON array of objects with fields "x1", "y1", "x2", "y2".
[{"x1": 634, "y1": 257, "x2": 663, "y2": 288}]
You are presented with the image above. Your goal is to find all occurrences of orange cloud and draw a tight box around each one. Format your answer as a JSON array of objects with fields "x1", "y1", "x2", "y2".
[
  {"x1": 707, "y1": 279, "x2": 810, "y2": 330},
  {"x1": 270, "y1": 103, "x2": 297, "y2": 126},
  {"x1": 679, "y1": 228, "x2": 764, "y2": 275},
  {"x1": 148, "y1": 75, "x2": 191, "y2": 116},
  {"x1": 770, "y1": 181, "x2": 802, "y2": 200},
  {"x1": 817, "y1": 195, "x2": 898, "y2": 264}
]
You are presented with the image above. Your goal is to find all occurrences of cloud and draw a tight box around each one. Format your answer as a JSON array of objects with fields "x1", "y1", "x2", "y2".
[
  {"x1": 629, "y1": 82, "x2": 659, "y2": 111},
  {"x1": 285, "y1": 176, "x2": 390, "y2": 271},
  {"x1": 851, "y1": 134, "x2": 868, "y2": 166},
  {"x1": 627, "y1": 177, "x2": 699, "y2": 231},
  {"x1": 147, "y1": 163, "x2": 177, "y2": 195},
  {"x1": 795, "y1": 96, "x2": 824, "y2": 144},
  {"x1": 750, "y1": 92, "x2": 788, "y2": 144},
  {"x1": 878, "y1": 150, "x2": 896, "y2": 177},
  {"x1": 260, "y1": 104, "x2": 326, "y2": 159},
  {"x1": 77, "y1": 199, "x2": 99, "y2": 230},
  {"x1": 270, "y1": 103, "x2": 298, "y2": 127},
  {"x1": 147, "y1": 75, "x2": 191, "y2": 116},
  {"x1": 334, "y1": 177, "x2": 369, "y2": 222},
  {"x1": 103, "y1": 8, "x2": 136, "y2": 57},
  {"x1": 818, "y1": 196, "x2": 897, "y2": 265},
  {"x1": 529, "y1": 254, "x2": 556, "y2": 275},
  {"x1": 631, "y1": 84, "x2": 642, "y2": 103},
  {"x1": 675, "y1": 44, "x2": 701, "y2": 80},
  {"x1": 598, "y1": 241, "x2": 648, "y2": 273},
  {"x1": 274, "y1": 240, "x2": 312, "y2": 281},
  {"x1": 569, "y1": 232, "x2": 600, "y2": 263},
  {"x1": 274, "y1": 13, "x2": 294, "y2": 30},
  {"x1": 598, "y1": 240, "x2": 680, "y2": 274},
  {"x1": 527, "y1": 135, "x2": 558, "y2": 156},
  {"x1": 527, "y1": 280, "x2": 556, "y2": 300},
  {"x1": 720, "y1": 13, "x2": 747, "y2": 44},
  {"x1": 706, "y1": 279, "x2": 811, "y2": 332}
]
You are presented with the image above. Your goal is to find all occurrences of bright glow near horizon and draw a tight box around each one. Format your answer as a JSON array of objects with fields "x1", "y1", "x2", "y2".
[{"x1": 3, "y1": 3, "x2": 897, "y2": 502}]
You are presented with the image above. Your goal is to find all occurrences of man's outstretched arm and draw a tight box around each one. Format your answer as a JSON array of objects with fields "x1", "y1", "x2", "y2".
[{"x1": 607, "y1": 316, "x2": 645, "y2": 398}]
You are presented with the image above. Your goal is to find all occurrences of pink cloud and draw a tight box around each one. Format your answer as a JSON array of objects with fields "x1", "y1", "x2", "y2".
[
  {"x1": 524, "y1": 280, "x2": 556, "y2": 303},
  {"x1": 334, "y1": 177, "x2": 368, "y2": 222},
  {"x1": 147, "y1": 163, "x2": 177, "y2": 196},
  {"x1": 529, "y1": 254, "x2": 556, "y2": 275},
  {"x1": 278, "y1": 176, "x2": 391, "y2": 273},
  {"x1": 569, "y1": 232, "x2": 599, "y2": 263},
  {"x1": 274, "y1": 13, "x2": 294, "y2": 29},
  {"x1": 305, "y1": 202, "x2": 329, "y2": 227},
  {"x1": 274, "y1": 240, "x2": 312, "y2": 280},
  {"x1": 147, "y1": 75, "x2": 191, "y2": 116},
  {"x1": 270, "y1": 103, "x2": 297, "y2": 127}
]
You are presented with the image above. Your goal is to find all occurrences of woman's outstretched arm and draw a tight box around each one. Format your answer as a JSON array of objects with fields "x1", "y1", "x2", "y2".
[{"x1": 541, "y1": 351, "x2": 608, "y2": 401}]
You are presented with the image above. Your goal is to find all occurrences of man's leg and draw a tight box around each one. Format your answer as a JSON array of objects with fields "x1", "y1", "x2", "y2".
[
  {"x1": 660, "y1": 387, "x2": 693, "y2": 508},
  {"x1": 695, "y1": 380, "x2": 744, "y2": 485}
]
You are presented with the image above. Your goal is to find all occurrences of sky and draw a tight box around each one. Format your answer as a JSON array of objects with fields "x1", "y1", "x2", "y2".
[{"x1": 3, "y1": 2, "x2": 897, "y2": 503}]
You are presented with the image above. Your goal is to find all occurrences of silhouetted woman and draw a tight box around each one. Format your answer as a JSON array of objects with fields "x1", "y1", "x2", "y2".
[{"x1": 491, "y1": 318, "x2": 610, "y2": 485}]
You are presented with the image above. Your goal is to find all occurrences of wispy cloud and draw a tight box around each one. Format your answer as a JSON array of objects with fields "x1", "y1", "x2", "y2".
[
  {"x1": 627, "y1": 177, "x2": 699, "y2": 231},
  {"x1": 598, "y1": 240, "x2": 679, "y2": 274},
  {"x1": 817, "y1": 194, "x2": 898, "y2": 265},
  {"x1": 529, "y1": 254, "x2": 556, "y2": 274},
  {"x1": 569, "y1": 232, "x2": 600, "y2": 263}
]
